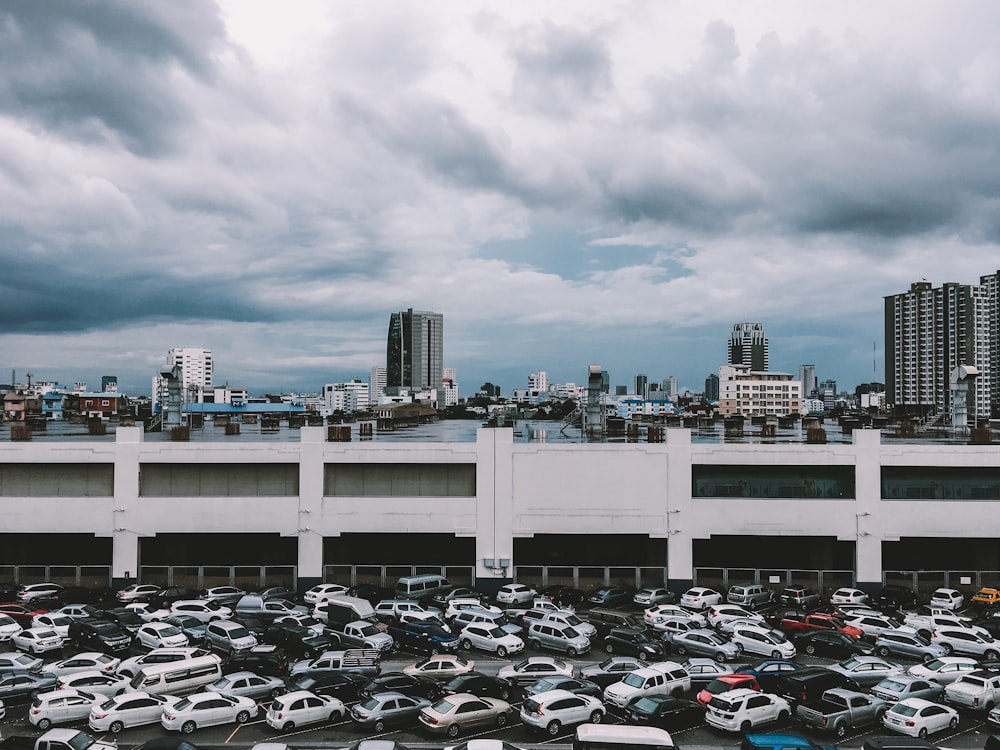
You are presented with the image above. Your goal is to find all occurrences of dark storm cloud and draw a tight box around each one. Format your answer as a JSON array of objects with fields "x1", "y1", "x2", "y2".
[
  {"x1": 0, "y1": 1, "x2": 225, "y2": 155},
  {"x1": 507, "y1": 20, "x2": 614, "y2": 117}
]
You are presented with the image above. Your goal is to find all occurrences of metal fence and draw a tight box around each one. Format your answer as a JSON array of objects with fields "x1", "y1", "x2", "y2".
[{"x1": 0, "y1": 565, "x2": 112, "y2": 587}]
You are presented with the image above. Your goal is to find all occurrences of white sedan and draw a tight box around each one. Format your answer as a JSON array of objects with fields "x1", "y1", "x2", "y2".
[
  {"x1": 907, "y1": 657, "x2": 979, "y2": 686},
  {"x1": 28, "y1": 688, "x2": 100, "y2": 730},
  {"x1": 161, "y1": 692, "x2": 258, "y2": 734},
  {"x1": 882, "y1": 697, "x2": 958, "y2": 738},
  {"x1": 644, "y1": 604, "x2": 706, "y2": 627},
  {"x1": 830, "y1": 588, "x2": 870, "y2": 605},
  {"x1": 12, "y1": 627, "x2": 65, "y2": 655},
  {"x1": 0, "y1": 614, "x2": 21, "y2": 642},
  {"x1": 90, "y1": 691, "x2": 181, "y2": 733},
  {"x1": 59, "y1": 670, "x2": 130, "y2": 697},
  {"x1": 680, "y1": 588, "x2": 722, "y2": 611},
  {"x1": 496, "y1": 584, "x2": 537, "y2": 605},
  {"x1": 31, "y1": 614, "x2": 73, "y2": 638},
  {"x1": 43, "y1": 652, "x2": 120, "y2": 677},
  {"x1": 404, "y1": 655, "x2": 475, "y2": 681},
  {"x1": 168, "y1": 600, "x2": 231, "y2": 623},
  {"x1": 304, "y1": 583, "x2": 349, "y2": 605},
  {"x1": 265, "y1": 690, "x2": 346, "y2": 730},
  {"x1": 136, "y1": 622, "x2": 189, "y2": 649},
  {"x1": 706, "y1": 605, "x2": 763, "y2": 628}
]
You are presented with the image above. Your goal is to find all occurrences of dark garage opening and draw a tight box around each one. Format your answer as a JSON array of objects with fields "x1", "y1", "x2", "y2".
[
  {"x1": 324, "y1": 533, "x2": 475, "y2": 565},
  {"x1": 0, "y1": 533, "x2": 112, "y2": 565},
  {"x1": 514, "y1": 535, "x2": 667, "y2": 566},
  {"x1": 140, "y1": 533, "x2": 297, "y2": 566},
  {"x1": 693, "y1": 535, "x2": 855, "y2": 570}
]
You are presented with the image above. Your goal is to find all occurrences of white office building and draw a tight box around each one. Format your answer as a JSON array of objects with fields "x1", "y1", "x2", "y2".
[{"x1": 322, "y1": 380, "x2": 370, "y2": 414}]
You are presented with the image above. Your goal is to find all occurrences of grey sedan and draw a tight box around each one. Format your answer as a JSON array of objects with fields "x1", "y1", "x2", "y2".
[
  {"x1": 670, "y1": 628, "x2": 742, "y2": 662},
  {"x1": 208, "y1": 671, "x2": 285, "y2": 700},
  {"x1": 350, "y1": 691, "x2": 432, "y2": 732},
  {"x1": 875, "y1": 630, "x2": 948, "y2": 663},
  {"x1": 828, "y1": 655, "x2": 905, "y2": 687},
  {"x1": 871, "y1": 674, "x2": 946, "y2": 704}
]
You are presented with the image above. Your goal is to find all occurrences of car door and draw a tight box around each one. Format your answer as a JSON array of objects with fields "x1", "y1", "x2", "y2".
[
  {"x1": 458, "y1": 697, "x2": 494, "y2": 728},
  {"x1": 746, "y1": 694, "x2": 775, "y2": 726},
  {"x1": 126, "y1": 695, "x2": 163, "y2": 726},
  {"x1": 301, "y1": 695, "x2": 325, "y2": 724},
  {"x1": 921, "y1": 704, "x2": 948, "y2": 732},
  {"x1": 64, "y1": 693, "x2": 94, "y2": 722}
]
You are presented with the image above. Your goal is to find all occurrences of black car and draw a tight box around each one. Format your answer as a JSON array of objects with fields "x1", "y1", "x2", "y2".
[
  {"x1": 348, "y1": 584, "x2": 393, "y2": 605},
  {"x1": 603, "y1": 627, "x2": 666, "y2": 660},
  {"x1": 264, "y1": 623, "x2": 333, "y2": 659},
  {"x1": 0, "y1": 671, "x2": 59, "y2": 704},
  {"x1": 222, "y1": 645, "x2": 289, "y2": 676},
  {"x1": 68, "y1": 618, "x2": 133, "y2": 653},
  {"x1": 579, "y1": 656, "x2": 645, "y2": 688},
  {"x1": 541, "y1": 585, "x2": 588, "y2": 608},
  {"x1": 430, "y1": 586, "x2": 486, "y2": 609},
  {"x1": 232, "y1": 613, "x2": 268, "y2": 641},
  {"x1": 795, "y1": 630, "x2": 874, "y2": 659},
  {"x1": 773, "y1": 666, "x2": 861, "y2": 708},
  {"x1": 284, "y1": 670, "x2": 368, "y2": 702},
  {"x1": 523, "y1": 676, "x2": 602, "y2": 698},
  {"x1": 151, "y1": 587, "x2": 200, "y2": 608},
  {"x1": 875, "y1": 585, "x2": 918, "y2": 610},
  {"x1": 386, "y1": 619, "x2": 460, "y2": 654},
  {"x1": 98, "y1": 607, "x2": 144, "y2": 633},
  {"x1": 626, "y1": 695, "x2": 704, "y2": 729},
  {"x1": 441, "y1": 671, "x2": 514, "y2": 701},
  {"x1": 361, "y1": 671, "x2": 445, "y2": 701}
]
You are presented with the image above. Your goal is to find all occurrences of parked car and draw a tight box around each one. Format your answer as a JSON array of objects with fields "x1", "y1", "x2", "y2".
[
  {"x1": 739, "y1": 659, "x2": 809, "y2": 693},
  {"x1": 17, "y1": 583, "x2": 64, "y2": 603},
  {"x1": 843, "y1": 612, "x2": 904, "y2": 641},
  {"x1": 876, "y1": 586, "x2": 918, "y2": 610},
  {"x1": 828, "y1": 656, "x2": 905, "y2": 687},
  {"x1": 871, "y1": 675, "x2": 945, "y2": 704},
  {"x1": 404, "y1": 655, "x2": 474, "y2": 682},
  {"x1": 0, "y1": 614, "x2": 21, "y2": 643},
  {"x1": 579, "y1": 656, "x2": 644, "y2": 688},
  {"x1": 704, "y1": 688, "x2": 791, "y2": 732},
  {"x1": 681, "y1": 588, "x2": 722, "y2": 611},
  {"x1": 518, "y1": 688, "x2": 603, "y2": 736},
  {"x1": 350, "y1": 690, "x2": 431, "y2": 732},
  {"x1": 634, "y1": 588, "x2": 677, "y2": 607},
  {"x1": 875, "y1": 630, "x2": 948, "y2": 663},
  {"x1": 117, "y1": 647, "x2": 211, "y2": 679},
  {"x1": 441, "y1": 671, "x2": 514, "y2": 701},
  {"x1": 697, "y1": 673, "x2": 761, "y2": 706},
  {"x1": 669, "y1": 628, "x2": 741, "y2": 663},
  {"x1": 459, "y1": 624, "x2": 523, "y2": 657},
  {"x1": 728, "y1": 584, "x2": 776, "y2": 610},
  {"x1": 304, "y1": 584, "x2": 349, "y2": 605},
  {"x1": 601, "y1": 627, "x2": 665, "y2": 661},
  {"x1": 419, "y1": 692, "x2": 514, "y2": 737},
  {"x1": 779, "y1": 587, "x2": 822, "y2": 609},
  {"x1": 264, "y1": 689, "x2": 346, "y2": 729},
  {"x1": 932, "y1": 627, "x2": 1000, "y2": 659},
  {"x1": 89, "y1": 691, "x2": 181, "y2": 733},
  {"x1": 729, "y1": 624, "x2": 796, "y2": 659},
  {"x1": 972, "y1": 588, "x2": 1000, "y2": 607},
  {"x1": 168, "y1": 600, "x2": 232, "y2": 624},
  {"x1": 540, "y1": 585, "x2": 588, "y2": 608},
  {"x1": 645, "y1": 604, "x2": 707, "y2": 628},
  {"x1": 495, "y1": 584, "x2": 537, "y2": 606},
  {"x1": 31, "y1": 614, "x2": 73, "y2": 638},
  {"x1": 117, "y1": 585, "x2": 162, "y2": 604},
  {"x1": 681, "y1": 658, "x2": 735, "y2": 688},
  {"x1": 162, "y1": 616, "x2": 208, "y2": 646},
  {"x1": 207, "y1": 670, "x2": 285, "y2": 700},
  {"x1": 527, "y1": 621, "x2": 591, "y2": 656},
  {"x1": 0, "y1": 650, "x2": 43, "y2": 673},
  {"x1": 796, "y1": 630, "x2": 874, "y2": 659},
  {"x1": 221, "y1": 644, "x2": 287, "y2": 676},
  {"x1": 58, "y1": 670, "x2": 129, "y2": 697},
  {"x1": 0, "y1": 671, "x2": 58, "y2": 704},
  {"x1": 943, "y1": 669, "x2": 1000, "y2": 711},
  {"x1": 42, "y1": 652, "x2": 120, "y2": 677},
  {"x1": 201, "y1": 587, "x2": 246, "y2": 606},
  {"x1": 136, "y1": 622, "x2": 190, "y2": 650},
  {"x1": 708, "y1": 604, "x2": 763, "y2": 628},
  {"x1": 626, "y1": 694, "x2": 704, "y2": 729},
  {"x1": 161, "y1": 691, "x2": 258, "y2": 733},
  {"x1": 361, "y1": 672, "x2": 446, "y2": 702},
  {"x1": 496, "y1": 656, "x2": 573, "y2": 686},
  {"x1": 68, "y1": 619, "x2": 132, "y2": 654},
  {"x1": 881, "y1": 697, "x2": 958, "y2": 738},
  {"x1": 831, "y1": 588, "x2": 871, "y2": 606},
  {"x1": 12, "y1": 627, "x2": 65, "y2": 655},
  {"x1": 929, "y1": 588, "x2": 964, "y2": 611},
  {"x1": 28, "y1": 688, "x2": 101, "y2": 729},
  {"x1": 906, "y1": 657, "x2": 979, "y2": 686},
  {"x1": 282, "y1": 671, "x2": 368, "y2": 703}
]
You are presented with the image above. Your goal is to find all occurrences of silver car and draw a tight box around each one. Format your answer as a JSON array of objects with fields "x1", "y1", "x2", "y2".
[
  {"x1": 871, "y1": 674, "x2": 945, "y2": 704},
  {"x1": 207, "y1": 671, "x2": 285, "y2": 700},
  {"x1": 875, "y1": 630, "x2": 948, "y2": 663},
  {"x1": 670, "y1": 628, "x2": 741, "y2": 663}
]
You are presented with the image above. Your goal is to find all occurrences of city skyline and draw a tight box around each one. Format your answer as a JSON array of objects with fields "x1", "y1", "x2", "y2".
[{"x1": 3, "y1": 3, "x2": 1000, "y2": 396}]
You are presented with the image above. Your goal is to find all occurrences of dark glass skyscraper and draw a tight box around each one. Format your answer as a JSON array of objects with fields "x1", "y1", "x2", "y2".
[
  {"x1": 728, "y1": 322, "x2": 769, "y2": 371},
  {"x1": 386, "y1": 309, "x2": 444, "y2": 390}
]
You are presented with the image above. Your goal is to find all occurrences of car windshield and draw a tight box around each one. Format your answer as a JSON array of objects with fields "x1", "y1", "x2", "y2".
[
  {"x1": 563, "y1": 614, "x2": 583, "y2": 626},
  {"x1": 706, "y1": 633, "x2": 727, "y2": 645},
  {"x1": 923, "y1": 659, "x2": 945, "y2": 670},
  {"x1": 623, "y1": 672, "x2": 646, "y2": 687},
  {"x1": 431, "y1": 697, "x2": 457, "y2": 712},
  {"x1": 766, "y1": 632, "x2": 788, "y2": 644},
  {"x1": 891, "y1": 703, "x2": 918, "y2": 717},
  {"x1": 487, "y1": 626, "x2": 506, "y2": 638},
  {"x1": 358, "y1": 625, "x2": 380, "y2": 637},
  {"x1": 159, "y1": 626, "x2": 182, "y2": 637},
  {"x1": 358, "y1": 697, "x2": 381, "y2": 710},
  {"x1": 632, "y1": 697, "x2": 659, "y2": 712},
  {"x1": 879, "y1": 679, "x2": 906, "y2": 691}
]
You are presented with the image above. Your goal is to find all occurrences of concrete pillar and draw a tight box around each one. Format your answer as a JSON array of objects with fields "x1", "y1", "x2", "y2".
[
  {"x1": 475, "y1": 428, "x2": 514, "y2": 596},
  {"x1": 853, "y1": 429, "x2": 883, "y2": 593},
  {"x1": 111, "y1": 427, "x2": 142, "y2": 588},
  {"x1": 296, "y1": 427, "x2": 326, "y2": 592},
  {"x1": 666, "y1": 429, "x2": 694, "y2": 591}
]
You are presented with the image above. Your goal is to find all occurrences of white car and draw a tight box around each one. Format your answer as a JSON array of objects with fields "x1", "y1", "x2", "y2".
[
  {"x1": 680, "y1": 587, "x2": 722, "y2": 611},
  {"x1": 542, "y1": 612, "x2": 597, "y2": 639},
  {"x1": 497, "y1": 656, "x2": 574, "y2": 686},
  {"x1": 496, "y1": 584, "x2": 537, "y2": 605},
  {"x1": 169, "y1": 600, "x2": 232, "y2": 623},
  {"x1": 136, "y1": 622, "x2": 190, "y2": 650},
  {"x1": 117, "y1": 584, "x2": 162, "y2": 603},
  {"x1": 0, "y1": 615, "x2": 21, "y2": 643},
  {"x1": 404, "y1": 655, "x2": 475, "y2": 681},
  {"x1": 272, "y1": 614, "x2": 325, "y2": 636},
  {"x1": 729, "y1": 625, "x2": 796, "y2": 658},
  {"x1": 882, "y1": 697, "x2": 959, "y2": 738},
  {"x1": 202, "y1": 586, "x2": 246, "y2": 603},
  {"x1": 43, "y1": 652, "x2": 120, "y2": 677},
  {"x1": 844, "y1": 613, "x2": 903, "y2": 640},
  {"x1": 17, "y1": 583, "x2": 63, "y2": 602},
  {"x1": 644, "y1": 605, "x2": 706, "y2": 627},
  {"x1": 124, "y1": 603, "x2": 173, "y2": 622},
  {"x1": 907, "y1": 657, "x2": 979, "y2": 686},
  {"x1": 265, "y1": 689, "x2": 346, "y2": 730},
  {"x1": 446, "y1": 599, "x2": 502, "y2": 620},
  {"x1": 459, "y1": 624, "x2": 524, "y2": 657},
  {"x1": 304, "y1": 584, "x2": 349, "y2": 605},
  {"x1": 90, "y1": 691, "x2": 182, "y2": 733},
  {"x1": 831, "y1": 588, "x2": 870, "y2": 605},
  {"x1": 519, "y1": 688, "x2": 604, "y2": 735},
  {"x1": 116, "y1": 647, "x2": 210, "y2": 678},
  {"x1": 12, "y1": 627, "x2": 65, "y2": 655},
  {"x1": 931, "y1": 627, "x2": 1000, "y2": 659},
  {"x1": 704, "y1": 688, "x2": 791, "y2": 732},
  {"x1": 706, "y1": 605, "x2": 763, "y2": 628},
  {"x1": 161, "y1": 691, "x2": 258, "y2": 733},
  {"x1": 31, "y1": 614, "x2": 73, "y2": 638},
  {"x1": 930, "y1": 589, "x2": 964, "y2": 611},
  {"x1": 28, "y1": 688, "x2": 100, "y2": 729},
  {"x1": 58, "y1": 670, "x2": 130, "y2": 697}
]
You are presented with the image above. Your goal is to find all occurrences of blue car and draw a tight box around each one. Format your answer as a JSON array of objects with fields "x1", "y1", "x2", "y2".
[{"x1": 387, "y1": 619, "x2": 460, "y2": 654}]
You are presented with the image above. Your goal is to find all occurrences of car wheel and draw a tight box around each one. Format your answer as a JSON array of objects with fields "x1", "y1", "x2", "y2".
[
  {"x1": 37, "y1": 718, "x2": 52, "y2": 731},
  {"x1": 270, "y1": 687, "x2": 283, "y2": 699},
  {"x1": 778, "y1": 710, "x2": 789, "y2": 725},
  {"x1": 109, "y1": 721, "x2": 124, "y2": 734},
  {"x1": 461, "y1": 638, "x2": 473, "y2": 650},
  {"x1": 918, "y1": 728, "x2": 928, "y2": 739},
  {"x1": 567, "y1": 646, "x2": 578, "y2": 657},
  {"x1": 740, "y1": 720, "x2": 752, "y2": 733},
  {"x1": 949, "y1": 716, "x2": 959, "y2": 729},
  {"x1": 591, "y1": 710, "x2": 603, "y2": 724},
  {"x1": 430, "y1": 647, "x2": 441, "y2": 656},
  {"x1": 922, "y1": 653, "x2": 936, "y2": 664},
  {"x1": 447, "y1": 723, "x2": 461, "y2": 738},
  {"x1": 771, "y1": 650, "x2": 782, "y2": 658},
  {"x1": 496, "y1": 645, "x2": 508, "y2": 657},
  {"x1": 546, "y1": 720, "x2": 562, "y2": 736},
  {"x1": 986, "y1": 650, "x2": 1000, "y2": 662},
  {"x1": 373, "y1": 719, "x2": 386, "y2": 733},
  {"x1": 181, "y1": 721, "x2": 196, "y2": 734},
  {"x1": 834, "y1": 721, "x2": 846, "y2": 737},
  {"x1": 529, "y1": 639, "x2": 540, "y2": 650},
  {"x1": 942, "y1": 643, "x2": 953, "y2": 655},
  {"x1": 876, "y1": 645, "x2": 890, "y2": 657},
  {"x1": 236, "y1": 710, "x2": 250, "y2": 724},
  {"x1": 330, "y1": 710, "x2": 342, "y2": 722},
  {"x1": 496, "y1": 713, "x2": 508, "y2": 728},
  {"x1": 675, "y1": 644, "x2": 687, "y2": 655},
  {"x1": 715, "y1": 651, "x2": 728, "y2": 663},
  {"x1": 605, "y1": 643, "x2": 614, "y2": 654}
]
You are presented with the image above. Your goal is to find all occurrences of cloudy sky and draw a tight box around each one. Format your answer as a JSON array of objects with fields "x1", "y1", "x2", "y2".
[{"x1": 3, "y1": 1, "x2": 1000, "y2": 397}]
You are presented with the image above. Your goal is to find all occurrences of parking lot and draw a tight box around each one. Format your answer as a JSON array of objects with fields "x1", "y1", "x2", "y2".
[{"x1": 2, "y1": 583, "x2": 1000, "y2": 749}]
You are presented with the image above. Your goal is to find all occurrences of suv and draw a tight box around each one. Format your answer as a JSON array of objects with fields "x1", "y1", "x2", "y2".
[
  {"x1": 774, "y1": 666, "x2": 860, "y2": 709},
  {"x1": 780, "y1": 587, "x2": 822, "y2": 609},
  {"x1": 933, "y1": 628, "x2": 1000, "y2": 660},
  {"x1": 587, "y1": 608, "x2": 645, "y2": 637},
  {"x1": 728, "y1": 584, "x2": 775, "y2": 610},
  {"x1": 603, "y1": 662, "x2": 690, "y2": 708},
  {"x1": 520, "y1": 688, "x2": 605, "y2": 735},
  {"x1": 876, "y1": 585, "x2": 918, "y2": 610},
  {"x1": 206, "y1": 620, "x2": 259, "y2": 654},
  {"x1": 373, "y1": 600, "x2": 435, "y2": 624},
  {"x1": 67, "y1": 619, "x2": 132, "y2": 654},
  {"x1": 527, "y1": 621, "x2": 591, "y2": 656}
]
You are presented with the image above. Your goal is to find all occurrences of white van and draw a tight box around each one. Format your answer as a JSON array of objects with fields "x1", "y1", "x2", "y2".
[
  {"x1": 126, "y1": 654, "x2": 222, "y2": 696},
  {"x1": 395, "y1": 574, "x2": 452, "y2": 602},
  {"x1": 316, "y1": 596, "x2": 376, "y2": 626},
  {"x1": 574, "y1": 724, "x2": 677, "y2": 750}
]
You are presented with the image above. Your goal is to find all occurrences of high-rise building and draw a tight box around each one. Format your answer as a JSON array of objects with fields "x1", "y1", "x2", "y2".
[
  {"x1": 718, "y1": 365, "x2": 801, "y2": 417},
  {"x1": 885, "y1": 279, "x2": 994, "y2": 420},
  {"x1": 728, "y1": 323, "x2": 769, "y2": 371},
  {"x1": 528, "y1": 371, "x2": 547, "y2": 392},
  {"x1": 635, "y1": 374, "x2": 648, "y2": 400},
  {"x1": 704, "y1": 373, "x2": 720, "y2": 401},
  {"x1": 153, "y1": 347, "x2": 213, "y2": 405},
  {"x1": 369, "y1": 366, "x2": 387, "y2": 403},
  {"x1": 323, "y1": 380, "x2": 369, "y2": 413},
  {"x1": 386, "y1": 309, "x2": 444, "y2": 391},
  {"x1": 798, "y1": 365, "x2": 817, "y2": 398},
  {"x1": 662, "y1": 376, "x2": 679, "y2": 400}
]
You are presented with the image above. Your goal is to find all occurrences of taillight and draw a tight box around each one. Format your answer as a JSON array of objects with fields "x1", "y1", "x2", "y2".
[{"x1": 94, "y1": 713, "x2": 108, "y2": 719}]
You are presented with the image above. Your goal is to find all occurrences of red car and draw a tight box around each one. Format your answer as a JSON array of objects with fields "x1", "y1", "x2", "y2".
[
  {"x1": 0, "y1": 603, "x2": 47, "y2": 628},
  {"x1": 779, "y1": 612, "x2": 864, "y2": 640},
  {"x1": 696, "y1": 673, "x2": 760, "y2": 706}
]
